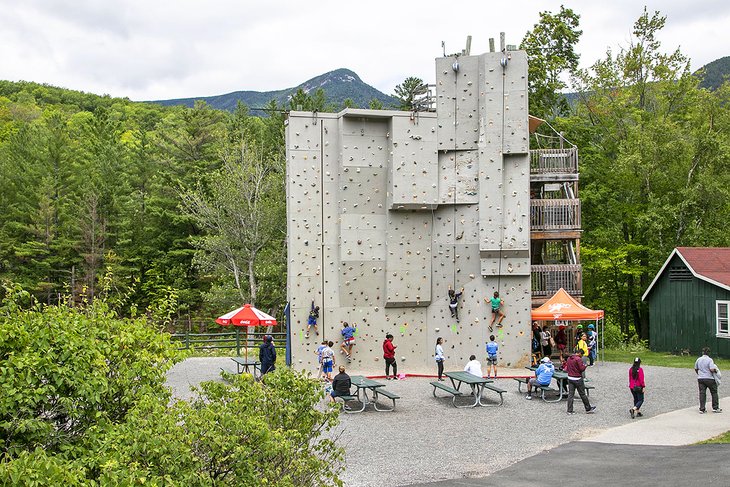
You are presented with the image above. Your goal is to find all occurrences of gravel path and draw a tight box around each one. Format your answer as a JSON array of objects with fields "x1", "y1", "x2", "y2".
[{"x1": 166, "y1": 359, "x2": 703, "y2": 486}]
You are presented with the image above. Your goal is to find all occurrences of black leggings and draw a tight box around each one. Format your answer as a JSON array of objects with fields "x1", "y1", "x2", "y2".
[
  {"x1": 385, "y1": 357, "x2": 397, "y2": 377},
  {"x1": 437, "y1": 360, "x2": 444, "y2": 379}
]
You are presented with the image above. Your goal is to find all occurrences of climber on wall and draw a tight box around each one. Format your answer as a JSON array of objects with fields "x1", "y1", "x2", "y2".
[
  {"x1": 305, "y1": 301, "x2": 319, "y2": 339},
  {"x1": 486, "y1": 291, "x2": 505, "y2": 332},
  {"x1": 447, "y1": 284, "x2": 464, "y2": 322}
]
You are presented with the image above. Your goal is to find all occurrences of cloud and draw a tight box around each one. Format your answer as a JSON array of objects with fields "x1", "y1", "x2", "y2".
[{"x1": 1, "y1": 1, "x2": 729, "y2": 101}]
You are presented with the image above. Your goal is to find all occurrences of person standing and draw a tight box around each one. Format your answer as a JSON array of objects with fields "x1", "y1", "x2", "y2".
[
  {"x1": 383, "y1": 334, "x2": 398, "y2": 380},
  {"x1": 695, "y1": 347, "x2": 722, "y2": 413},
  {"x1": 486, "y1": 335, "x2": 499, "y2": 379},
  {"x1": 555, "y1": 325, "x2": 568, "y2": 366},
  {"x1": 576, "y1": 332, "x2": 589, "y2": 366},
  {"x1": 540, "y1": 325, "x2": 552, "y2": 359},
  {"x1": 587, "y1": 324, "x2": 598, "y2": 366},
  {"x1": 259, "y1": 335, "x2": 277, "y2": 378},
  {"x1": 435, "y1": 337, "x2": 445, "y2": 381},
  {"x1": 321, "y1": 341, "x2": 335, "y2": 382},
  {"x1": 565, "y1": 350, "x2": 596, "y2": 415},
  {"x1": 629, "y1": 357, "x2": 645, "y2": 418}
]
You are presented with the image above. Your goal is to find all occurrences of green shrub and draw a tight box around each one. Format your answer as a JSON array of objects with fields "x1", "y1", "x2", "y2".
[{"x1": 0, "y1": 289, "x2": 343, "y2": 486}]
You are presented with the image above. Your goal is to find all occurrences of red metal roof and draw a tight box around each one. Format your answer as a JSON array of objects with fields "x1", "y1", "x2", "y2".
[{"x1": 677, "y1": 247, "x2": 730, "y2": 289}]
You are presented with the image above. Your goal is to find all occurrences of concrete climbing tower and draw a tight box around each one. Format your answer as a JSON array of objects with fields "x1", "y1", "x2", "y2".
[{"x1": 285, "y1": 45, "x2": 531, "y2": 374}]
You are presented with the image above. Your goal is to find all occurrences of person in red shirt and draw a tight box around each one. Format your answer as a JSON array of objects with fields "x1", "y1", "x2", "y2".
[
  {"x1": 564, "y1": 351, "x2": 596, "y2": 414},
  {"x1": 383, "y1": 334, "x2": 398, "y2": 380}
]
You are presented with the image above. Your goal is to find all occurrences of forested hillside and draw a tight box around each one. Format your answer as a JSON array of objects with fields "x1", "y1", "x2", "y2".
[
  {"x1": 523, "y1": 8, "x2": 730, "y2": 341},
  {"x1": 1, "y1": 8, "x2": 729, "y2": 342},
  {"x1": 0, "y1": 81, "x2": 288, "y2": 327}
]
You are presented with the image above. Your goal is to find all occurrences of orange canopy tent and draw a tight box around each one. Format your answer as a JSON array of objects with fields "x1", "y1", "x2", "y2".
[
  {"x1": 531, "y1": 288, "x2": 605, "y2": 362},
  {"x1": 531, "y1": 288, "x2": 604, "y2": 321}
]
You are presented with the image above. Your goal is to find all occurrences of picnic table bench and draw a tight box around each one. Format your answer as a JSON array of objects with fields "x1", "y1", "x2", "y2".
[
  {"x1": 341, "y1": 376, "x2": 399, "y2": 413},
  {"x1": 222, "y1": 357, "x2": 260, "y2": 377},
  {"x1": 431, "y1": 372, "x2": 505, "y2": 407}
]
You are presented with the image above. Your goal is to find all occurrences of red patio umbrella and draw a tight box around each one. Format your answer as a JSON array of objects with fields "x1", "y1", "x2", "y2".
[{"x1": 217, "y1": 304, "x2": 277, "y2": 362}]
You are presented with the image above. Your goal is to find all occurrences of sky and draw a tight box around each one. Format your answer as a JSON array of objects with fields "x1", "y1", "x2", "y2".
[{"x1": 2, "y1": 1, "x2": 729, "y2": 102}]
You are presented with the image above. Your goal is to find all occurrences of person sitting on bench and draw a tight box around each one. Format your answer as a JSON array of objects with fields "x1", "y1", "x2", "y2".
[
  {"x1": 329, "y1": 365, "x2": 352, "y2": 403},
  {"x1": 525, "y1": 356, "x2": 554, "y2": 400}
]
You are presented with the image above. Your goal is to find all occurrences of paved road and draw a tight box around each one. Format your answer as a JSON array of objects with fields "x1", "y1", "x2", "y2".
[
  {"x1": 415, "y1": 441, "x2": 730, "y2": 486},
  {"x1": 413, "y1": 401, "x2": 730, "y2": 487}
]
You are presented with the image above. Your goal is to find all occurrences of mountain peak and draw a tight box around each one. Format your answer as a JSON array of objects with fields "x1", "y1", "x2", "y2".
[{"x1": 150, "y1": 68, "x2": 395, "y2": 112}]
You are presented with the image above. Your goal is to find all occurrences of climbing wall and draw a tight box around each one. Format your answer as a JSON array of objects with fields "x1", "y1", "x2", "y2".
[{"x1": 286, "y1": 49, "x2": 532, "y2": 374}]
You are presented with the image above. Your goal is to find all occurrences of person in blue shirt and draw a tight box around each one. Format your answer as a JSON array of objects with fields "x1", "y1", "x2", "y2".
[
  {"x1": 486, "y1": 335, "x2": 499, "y2": 379},
  {"x1": 340, "y1": 322, "x2": 357, "y2": 361},
  {"x1": 525, "y1": 356, "x2": 554, "y2": 400}
]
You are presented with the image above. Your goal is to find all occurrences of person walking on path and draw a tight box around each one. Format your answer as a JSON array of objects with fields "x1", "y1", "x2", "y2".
[
  {"x1": 435, "y1": 337, "x2": 445, "y2": 381},
  {"x1": 383, "y1": 333, "x2": 399, "y2": 380},
  {"x1": 486, "y1": 291, "x2": 505, "y2": 331},
  {"x1": 259, "y1": 335, "x2": 277, "y2": 378},
  {"x1": 629, "y1": 357, "x2": 645, "y2": 418},
  {"x1": 486, "y1": 335, "x2": 499, "y2": 379},
  {"x1": 447, "y1": 285, "x2": 464, "y2": 322},
  {"x1": 565, "y1": 350, "x2": 596, "y2": 414},
  {"x1": 695, "y1": 347, "x2": 722, "y2": 413}
]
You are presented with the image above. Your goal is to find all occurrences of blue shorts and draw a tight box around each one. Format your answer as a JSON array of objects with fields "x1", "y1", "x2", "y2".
[{"x1": 322, "y1": 361, "x2": 333, "y2": 373}]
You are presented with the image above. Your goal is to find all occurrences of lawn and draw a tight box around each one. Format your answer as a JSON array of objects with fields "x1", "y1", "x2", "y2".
[
  {"x1": 603, "y1": 349, "x2": 730, "y2": 369},
  {"x1": 697, "y1": 431, "x2": 730, "y2": 444}
]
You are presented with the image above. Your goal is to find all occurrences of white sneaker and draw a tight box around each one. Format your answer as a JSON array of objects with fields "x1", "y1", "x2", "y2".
[{"x1": 525, "y1": 395, "x2": 532, "y2": 400}]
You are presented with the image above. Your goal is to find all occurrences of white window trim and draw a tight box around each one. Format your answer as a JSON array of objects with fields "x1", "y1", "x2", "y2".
[{"x1": 716, "y1": 300, "x2": 730, "y2": 338}]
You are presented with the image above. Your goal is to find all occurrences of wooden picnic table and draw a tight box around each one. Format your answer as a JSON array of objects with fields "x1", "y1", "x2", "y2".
[
  {"x1": 444, "y1": 371, "x2": 494, "y2": 408},
  {"x1": 231, "y1": 357, "x2": 260, "y2": 376}
]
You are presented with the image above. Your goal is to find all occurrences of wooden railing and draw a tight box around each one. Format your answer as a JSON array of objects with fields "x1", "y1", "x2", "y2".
[
  {"x1": 530, "y1": 148, "x2": 578, "y2": 175},
  {"x1": 530, "y1": 199, "x2": 581, "y2": 230},
  {"x1": 531, "y1": 264, "x2": 582, "y2": 297}
]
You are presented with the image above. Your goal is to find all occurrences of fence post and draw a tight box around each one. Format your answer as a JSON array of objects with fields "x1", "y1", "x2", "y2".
[{"x1": 185, "y1": 330, "x2": 190, "y2": 350}]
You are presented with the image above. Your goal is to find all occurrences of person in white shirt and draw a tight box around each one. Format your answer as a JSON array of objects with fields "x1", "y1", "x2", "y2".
[
  {"x1": 464, "y1": 355, "x2": 483, "y2": 377},
  {"x1": 464, "y1": 354, "x2": 483, "y2": 396},
  {"x1": 435, "y1": 337, "x2": 445, "y2": 381},
  {"x1": 695, "y1": 347, "x2": 722, "y2": 413}
]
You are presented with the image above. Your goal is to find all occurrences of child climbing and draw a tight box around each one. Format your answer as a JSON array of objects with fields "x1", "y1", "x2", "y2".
[
  {"x1": 340, "y1": 321, "x2": 357, "y2": 361},
  {"x1": 485, "y1": 291, "x2": 505, "y2": 332},
  {"x1": 447, "y1": 284, "x2": 464, "y2": 322},
  {"x1": 305, "y1": 301, "x2": 320, "y2": 339}
]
